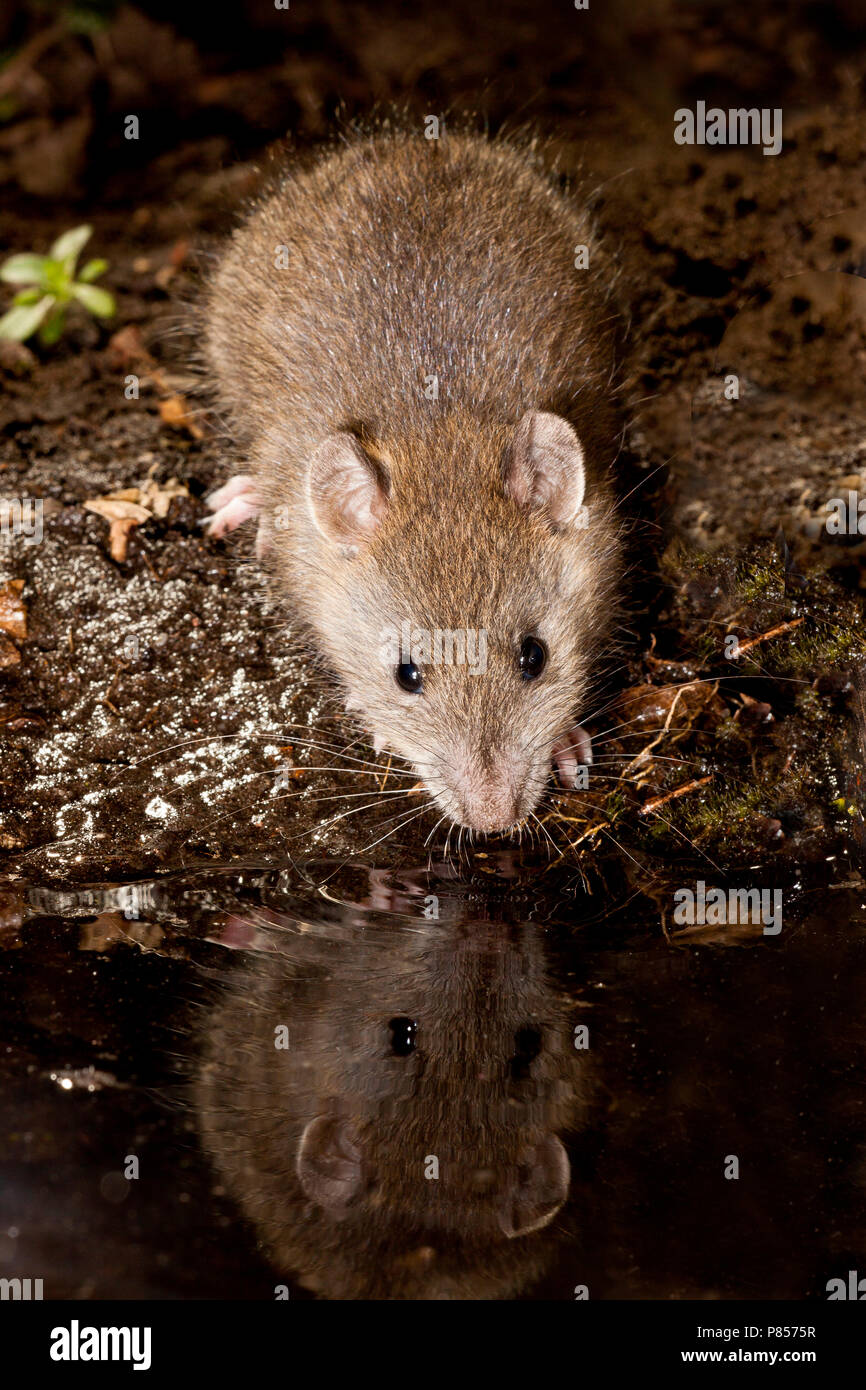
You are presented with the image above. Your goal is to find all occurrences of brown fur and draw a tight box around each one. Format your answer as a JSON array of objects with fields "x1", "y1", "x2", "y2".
[{"x1": 205, "y1": 128, "x2": 623, "y2": 829}]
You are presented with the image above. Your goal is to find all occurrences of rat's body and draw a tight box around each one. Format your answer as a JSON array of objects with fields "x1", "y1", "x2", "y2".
[{"x1": 205, "y1": 130, "x2": 623, "y2": 832}]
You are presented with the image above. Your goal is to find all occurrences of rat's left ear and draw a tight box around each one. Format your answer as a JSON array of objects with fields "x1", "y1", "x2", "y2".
[{"x1": 504, "y1": 411, "x2": 586, "y2": 526}]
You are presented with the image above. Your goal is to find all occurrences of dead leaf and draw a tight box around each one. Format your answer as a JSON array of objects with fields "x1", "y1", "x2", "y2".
[
  {"x1": 84, "y1": 497, "x2": 151, "y2": 524},
  {"x1": 80, "y1": 911, "x2": 165, "y2": 953},
  {"x1": 671, "y1": 918, "x2": 766, "y2": 946},
  {"x1": 608, "y1": 681, "x2": 722, "y2": 733},
  {"x1": 139, "y1": 473, "x2": 189, "y2": 518},
  {"x1": 159, "y1": 394, "x2": 204, "y2": 440},
  {"x1": 110, "y1": 517, "x2": 140, "y2": 562},
  {"x1": 83, "y1": 473, "x2": 191, "y2": 560},
  {"x1": 84, "y1": 497, "x2": 148, "y2": 561},
  {"x1": 107, "y1": 323, "x2": 154, "y2": 370},
  {"x1": 0, "y1": 633, "x2": 21, "y2": 667},
  {"x1": 0, "y1": 579, "x2": 27, "y2": 640}
]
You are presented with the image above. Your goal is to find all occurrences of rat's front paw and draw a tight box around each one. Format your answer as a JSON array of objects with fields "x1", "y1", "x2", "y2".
[
  {"x1": 551, "y1": 724, "x2": 592, "y2": 788},
  {"x1": 204, "y1": 474, "x2": 261, "y2": 536}
]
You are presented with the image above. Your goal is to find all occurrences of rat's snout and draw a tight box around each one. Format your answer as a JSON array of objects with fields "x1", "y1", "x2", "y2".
[{"x1": 453, "y1": 768, "x2": 523, "y2": 833}]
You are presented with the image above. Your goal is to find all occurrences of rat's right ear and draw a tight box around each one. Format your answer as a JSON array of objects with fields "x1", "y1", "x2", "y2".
[
  {"x1": 296, "y1": 1115, "x2": 368, "y2": 1218},
  {"x1": 307, "y1": 432, "x2": 389, "y2": 548}
]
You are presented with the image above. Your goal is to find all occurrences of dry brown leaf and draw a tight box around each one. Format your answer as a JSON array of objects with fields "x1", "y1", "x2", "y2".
[
  {"x1": 159, "y1": 394, "x2": 204, "y2": 439},
  {"x1": 84, "y1": 497, "x2": 151, "y2": 524},
  {"x1": 0, "y1": 633, "x2": 21, "y2": 667},
  {"x1": 79, "y1": 912, "x2": 165, "y2": 953},
  {"x1": 84, "y1": 497, "x2": 149, "y2": 562},
  {"x1": 83, "y1": 473, "x2": 191, "y2": 559},
  {"x1": 139, "y1": 474, "x2": 189, "y2": 518},
  {"x1": 0, "y1": 578, "x2": 27, "y2": 640},
  {"x1": 671, "y1": 918, "x2": 766, "y2": 947},
  {"x1": 110, "y1": 518, "x2": 141, "y2": 562},
  {"x1": 99, "y1": 488, "x2": 141, "y2": 504},
  {"x1": 107, "y1": 323, "x2": 154, "y2": 370}
]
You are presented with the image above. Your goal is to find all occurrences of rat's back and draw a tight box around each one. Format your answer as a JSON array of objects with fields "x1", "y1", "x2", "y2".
[{"x1": 205, "y1": 130, "x2": 618, "y2": 484}]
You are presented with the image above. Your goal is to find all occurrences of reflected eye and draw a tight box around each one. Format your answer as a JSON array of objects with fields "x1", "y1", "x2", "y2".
[
  {"x1": 510, "y1": 1026, "x2": 542, "y2": 1080},
  {"x1": 388, "y1": 1016, "x2": 417, "y2": 1056},
  {"x1": 395, "y1": 662, "x2": 423, "y2": 693},
  {"x1": 519, "y1": 636, "x2": 547, "y2": 680}
]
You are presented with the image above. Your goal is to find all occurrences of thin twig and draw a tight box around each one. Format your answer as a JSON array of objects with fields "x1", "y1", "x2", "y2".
[{"x1": 640, "y1": 775, "x2": 712, "y2": 817}]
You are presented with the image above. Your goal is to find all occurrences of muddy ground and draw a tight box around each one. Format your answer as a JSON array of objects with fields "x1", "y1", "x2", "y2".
[{"x1": 1, "y1": 0, "x2": 866, "y2": 889}]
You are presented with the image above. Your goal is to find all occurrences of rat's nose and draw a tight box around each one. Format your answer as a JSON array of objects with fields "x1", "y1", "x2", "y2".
[{"x1": 457, "y1": 774, "x2": 521, "y2": 832}]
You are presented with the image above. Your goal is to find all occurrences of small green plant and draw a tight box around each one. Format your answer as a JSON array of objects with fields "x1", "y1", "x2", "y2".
[{"x1": 0, "y1": 224, "x2": 114, "y2": 346}]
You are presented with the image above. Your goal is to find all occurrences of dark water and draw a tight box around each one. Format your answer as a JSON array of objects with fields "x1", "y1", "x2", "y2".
[{"x1": 2, "y1": 858, "x2": 865, "y2": 1300}]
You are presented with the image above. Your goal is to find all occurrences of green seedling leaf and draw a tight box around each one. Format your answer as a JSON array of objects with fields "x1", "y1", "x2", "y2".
[
  {"x1": 42, "y1": 265, "x2": 71, "y2": 301},
  {"x1": 39, "y1": 307, "x2": 67, "y2": 346},
  {"x1": 49, "y1": 224, "x2": 92, "y2": 268},
  {"x1": 0, "y1": 296, "x2": 54, "y2": 342},
  {"x1": 1, "y1": 227, "x2": 113, "y2": 344},
  {"x1": 43, "y1": 261, "x2": 72, "y2": 298},
  {"x1": 0, "y1": 254, "x2": 49, "y2": 285},
  {"x1": 78, "y1": 258, "x2": 109, "y2": 284},
  {"x1": 72, "y1": 284, "x2": 115, "y2": 318}
]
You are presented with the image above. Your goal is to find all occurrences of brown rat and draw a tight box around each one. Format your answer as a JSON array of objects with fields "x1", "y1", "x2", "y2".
[{"x1": 204, "y1": 128, "x2": 623, "y2": 833}]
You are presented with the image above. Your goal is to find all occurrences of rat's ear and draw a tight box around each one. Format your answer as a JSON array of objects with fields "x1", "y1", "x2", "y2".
[
  {"x1": 498, "y1": 1134, "x2": 570, "y2": 1239},
  {"x1": 504, "y1": 411, "x2": 586, "y2": 526},
  {"x1": 297, "y1": 1115, "x2": 367, "y2": 1218},
  {"x1": 307, "y1": 433, "x2": 389, "y2": 547}
]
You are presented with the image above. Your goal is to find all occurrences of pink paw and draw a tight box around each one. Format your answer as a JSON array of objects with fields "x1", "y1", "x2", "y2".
[
  {"x1": 551, "y1": 724, "x2": 592, "y2": 788},
  {"x1": 204, "y1": 474, "x2": 261, "y2": 537}
]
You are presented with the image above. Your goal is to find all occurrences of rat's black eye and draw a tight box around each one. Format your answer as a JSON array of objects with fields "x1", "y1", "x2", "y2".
[
  {"x1": 388, "y1": 1016, "x2": 417, "y2": 1056},
  {"x1": 519, "y1": 636, "x2": 547, "y2": 680},
  {"x1": 395, "y1": 662, "x2": 423, "y2": 693}
]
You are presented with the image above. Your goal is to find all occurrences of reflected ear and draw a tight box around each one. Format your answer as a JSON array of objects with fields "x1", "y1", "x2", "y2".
[
  {"x1": 499, "y1": 1134, "x2": 571, "y2": 1239},
  {"x1": 504, "y1": 411, "x2": 586, "y2": 527},
  {"x1": 297, "y1": 1116, "x2": 367, "y2": 1217},
  {"x1": 307, "y1": 433, "x2": 389, "y2": 547}
]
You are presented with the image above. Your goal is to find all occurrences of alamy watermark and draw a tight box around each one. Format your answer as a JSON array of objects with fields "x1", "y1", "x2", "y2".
[
  {"x1": 49, "y1": 1321, "x2": 151, "y2": 1370},
  {"x1": 824, "y1": 492, "x2": 866, "y2": 534},
  {"x1": 674, "y1": 103, "x2": 783, "y2": 157},
  {"x1": 0, "y1": 497, "x2": 42, "y2": 545},
  {"x1": 673, "y1": 879, "x2": 782, "y2": 935},
  {"x1": 380, "y1": 622, "x2": 488, "y2": 675},
  {"x1": 827, "y1": 1270, "x2": 866, "y2": 1299},
  {"x1": 1, "y1": 1276, "x2": 43, "y2": 1299}
]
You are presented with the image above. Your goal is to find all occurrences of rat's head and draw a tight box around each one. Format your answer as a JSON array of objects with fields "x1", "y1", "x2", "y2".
[{"x1": 302, "y1": 409, "x2": 621, "y2": 833}]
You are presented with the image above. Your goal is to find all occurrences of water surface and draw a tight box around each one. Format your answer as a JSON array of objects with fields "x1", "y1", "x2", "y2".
[{"x1": 2, "y1": 858, "x2": 865, "y2": 1299}]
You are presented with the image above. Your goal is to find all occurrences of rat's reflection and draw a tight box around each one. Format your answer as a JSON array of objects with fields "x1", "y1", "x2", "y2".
[{"x1": 194, "y1": 876, "x2": 590, "y2": 1299}]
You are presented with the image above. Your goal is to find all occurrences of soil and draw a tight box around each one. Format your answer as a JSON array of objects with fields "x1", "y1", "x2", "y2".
[{"x1": 1, "y1": 0, "x2": 866, "y2": 888}]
